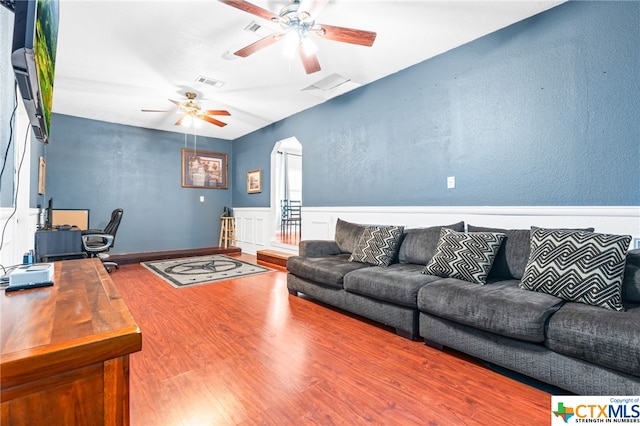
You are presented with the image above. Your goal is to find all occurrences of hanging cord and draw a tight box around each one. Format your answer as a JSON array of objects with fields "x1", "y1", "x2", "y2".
[
  {"x1": 0, "y1": 81, "x2": 18, "y2": 194},
  {"x1": 0, "y1": 122, "x2": 30, "y2": 273},
  {"x1": 0, "y1": 82, "x2": 19, "y2": 274},
  {"x1": 192, "y1": 123, "x2": 197, "y2": 152}
]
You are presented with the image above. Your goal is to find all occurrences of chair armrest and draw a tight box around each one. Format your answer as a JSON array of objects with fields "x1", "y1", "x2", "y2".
[
  {"x1": 81, "y1": 228, "x2": 104, "y2": 234},
  {"x1": 81, "y1": 233, "x2": 114, "y2": 252},
  {"x1": 299, "y1": 240, "x2": 342, "y2": 257}
]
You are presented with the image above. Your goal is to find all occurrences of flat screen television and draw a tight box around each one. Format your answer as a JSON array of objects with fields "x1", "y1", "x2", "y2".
[{"x1": 11, "y1": 0, "x2": 59, "y2": 144}]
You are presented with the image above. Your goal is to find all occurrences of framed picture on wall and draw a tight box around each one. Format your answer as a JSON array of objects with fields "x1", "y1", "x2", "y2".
[
  {"x1": 247, "y1": 169, "x2": 262, "y2": 194},
  {"x1": 181, "y1": 149, "x2": 228, "y2": 189}
]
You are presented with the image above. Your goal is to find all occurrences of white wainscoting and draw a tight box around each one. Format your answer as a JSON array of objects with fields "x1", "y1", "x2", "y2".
[
  {"x1": 0, "y1": 207, "x2": 41, "y2": 267},
  {"x1": 234, "y1": 206, "x2": 640, "y2": 254}
]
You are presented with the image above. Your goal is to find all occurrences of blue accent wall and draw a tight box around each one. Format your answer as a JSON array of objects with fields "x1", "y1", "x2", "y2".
[
  {"x1": 232, "y1": 1, "x2": 640, "y2": 208},
  {"x1": 45, "y1": 114, "x2": 232, "y2": 254},
  {"x1": 1, "y1": 7, "x2": 15, "y2": 207},
  {"x1": 19, "y1": 1, "x2": 640, "y2": 254}
]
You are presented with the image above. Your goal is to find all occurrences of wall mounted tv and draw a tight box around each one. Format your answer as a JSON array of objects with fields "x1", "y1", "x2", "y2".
[{"x1": 11, "y1": 0, "x2": 59, "y2": 144}]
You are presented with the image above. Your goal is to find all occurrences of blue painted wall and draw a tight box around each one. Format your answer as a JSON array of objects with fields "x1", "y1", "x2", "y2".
[
  {"x1": 11, "y1": 1, "x2": 640, "y2": 254},
  {"x1": 1, "y1": 7, "x2": 16, "y2": 207},
  {"x1": 1, "y1": 6, "x2": 47, "y2": 209},
  {"x1": 232, "y1": 1, "x2": 640, "y2": 208},
  {"x1": 45, "y1": 114, "x2": 232, "y2": 254}
]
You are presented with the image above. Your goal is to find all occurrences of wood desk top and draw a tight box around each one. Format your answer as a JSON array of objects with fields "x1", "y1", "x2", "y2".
[{"x1": 1, "y1": 258, "x2": 142, "y2": 390}]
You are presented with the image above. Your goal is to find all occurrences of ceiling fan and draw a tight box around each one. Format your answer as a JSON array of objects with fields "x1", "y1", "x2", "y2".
[
  {"x1": 141, "y1": 92, "x2": 231, "y2": 127},
  {"x1": 219, "y1": 0, "x2": 377, "y2": 74}
]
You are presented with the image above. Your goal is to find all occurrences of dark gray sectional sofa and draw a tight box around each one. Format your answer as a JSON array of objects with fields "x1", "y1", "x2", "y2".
[{"x1": 286, "y1": 219, "x2": 640, "y2": 395}]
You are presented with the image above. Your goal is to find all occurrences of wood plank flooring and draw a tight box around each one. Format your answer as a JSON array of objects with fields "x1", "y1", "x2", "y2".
[{"x1": 111, "y1": 254, "x2": 552, "y2": 426}]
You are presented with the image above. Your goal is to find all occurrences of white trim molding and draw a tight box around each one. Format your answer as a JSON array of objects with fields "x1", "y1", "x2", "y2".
[
  {"x1": 233, "y1": 206, "x2": 640, "y2": 254},
  {"x1": 0, "y1": 207, "x2": 40, "y2": 268}
]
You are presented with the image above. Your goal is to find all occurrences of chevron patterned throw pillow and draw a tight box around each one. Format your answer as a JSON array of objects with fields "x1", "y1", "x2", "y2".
[
  {"x1": 520, "y1": 228, "x2": 632, "y2": 311},
  {"x1": 349, "y1": 225, "x2": 405, "y2": 267},
  {"x1": 422, "y1": 228, "x2": 506, "y2": 284}
]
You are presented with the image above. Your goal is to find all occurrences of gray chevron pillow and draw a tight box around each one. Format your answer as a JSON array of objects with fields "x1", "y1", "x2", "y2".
[
  {"x1": 520, "y1": 228, "x2": 632, "y2": 311},
  {"x1": 349, "y1": 225, "x2": 405, "y2": 267},
  {"x1": 422, "y1": 228, "x2": 506, "y2": 284}
]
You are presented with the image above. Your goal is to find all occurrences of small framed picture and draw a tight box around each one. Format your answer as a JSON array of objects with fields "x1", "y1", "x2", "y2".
[{"x1": 247, "y1": 169, "x2": 262, "y2": 194}]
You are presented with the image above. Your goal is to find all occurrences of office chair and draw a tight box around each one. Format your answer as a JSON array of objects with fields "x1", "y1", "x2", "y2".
[{"x1": 81, "y1": 208, "x2": 123, "y2": 272}]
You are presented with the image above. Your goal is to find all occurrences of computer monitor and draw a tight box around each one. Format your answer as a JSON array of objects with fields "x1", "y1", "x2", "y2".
[
  {"x1": 45, "y1": 197, "x2": 53, "y2": 229},
  {"x1": 51, "y1": 209, "x2": 90, "y2": 230}
]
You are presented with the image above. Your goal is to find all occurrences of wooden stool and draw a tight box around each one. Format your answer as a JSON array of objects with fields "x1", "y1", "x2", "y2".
[{"x1": 219, "y1": 216, "x2": 236, "y2": 248}]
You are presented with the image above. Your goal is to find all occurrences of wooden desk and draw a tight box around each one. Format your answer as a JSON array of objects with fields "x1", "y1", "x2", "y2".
[{"x1": 1, "y1": 258, "x2": 142, "y2": 425}]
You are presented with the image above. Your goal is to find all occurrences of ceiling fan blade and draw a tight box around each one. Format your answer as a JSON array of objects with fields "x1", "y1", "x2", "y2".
[
  {"x1": 218, "y1": 0, "x2": 279, "y2": 22},
  {"x1": 316, "y1": 24, "x2": 377, "y2": 46},
  {"x1": 298, "y1": 0, "x2": 329, "y2": 20},
  {"x1": 201, "y1": 115, "x2": 228, "y2": 127},
  {"x1": 168, "y1": 99, "x2": 182, "y2": 107},
  {"x1": 298, "y1": 44, "x2": 321, "y2": 74},
  {"x1": 141, "y1": 109, "x2": 174, "y2": 112},
  {"x1": 175, "y1": 115, "x2": 186, "y2": 126},
  {"x1": 204, "y1": 110, "x2": 231, "y2": 116},
  {"x1": 235, "y1": 32, "x2": 284, "y2": 57}
]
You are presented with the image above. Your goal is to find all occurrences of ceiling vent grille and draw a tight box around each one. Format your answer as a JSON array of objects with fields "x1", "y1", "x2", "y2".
[
  {"x1": 244, "y1": 21, "x2": 262, "y2": 33},
  {"x1": 244, "y1": 20, "x2": 273, "y2": 38},
  {"x1": 302, "y1": 73, "x2": 361, "y2": 100},
  {"x1": 195, "y1": 76, "x2": 225, "y2": 88},
  {"x1": 303, "y1": 74, "x2": 351, "y2": 91}
]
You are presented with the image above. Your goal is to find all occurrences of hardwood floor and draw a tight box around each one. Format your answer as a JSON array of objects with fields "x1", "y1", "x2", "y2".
[
  {"x1": 275, "y1": 231, "x2": 300, "y2": 247},
  {"x1": 111, "y1": 254, "x2": 552, "y2": 425}
]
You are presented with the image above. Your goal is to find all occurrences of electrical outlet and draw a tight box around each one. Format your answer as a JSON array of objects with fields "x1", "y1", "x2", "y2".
[{"x1": 447, "y1": 176, "x2": 455, "y2": 189}]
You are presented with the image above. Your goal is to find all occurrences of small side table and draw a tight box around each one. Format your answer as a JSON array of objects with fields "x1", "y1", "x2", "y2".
[{"x1": 219, "y1": 216, "x2": 237, "y2": 248}]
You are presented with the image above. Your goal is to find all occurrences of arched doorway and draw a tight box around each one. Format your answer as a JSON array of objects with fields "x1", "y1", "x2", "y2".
[{"x1": 270, "y1": 137, "x2": 302, "y2": 248}]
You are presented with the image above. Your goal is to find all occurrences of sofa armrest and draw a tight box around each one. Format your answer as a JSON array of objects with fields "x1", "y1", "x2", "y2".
[{"x1": 299, "y1": 240, "x2": 342, "y2": 257}]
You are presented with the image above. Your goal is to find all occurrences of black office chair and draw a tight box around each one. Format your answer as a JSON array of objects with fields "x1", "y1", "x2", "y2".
[{"x1": 81, "y1": 208, "x2": 123, "y2": 272}]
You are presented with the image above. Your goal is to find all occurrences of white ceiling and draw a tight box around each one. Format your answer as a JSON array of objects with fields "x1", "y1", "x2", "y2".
[{"x1": 51, "y1": 0, "x2": 563, "y2": 141}]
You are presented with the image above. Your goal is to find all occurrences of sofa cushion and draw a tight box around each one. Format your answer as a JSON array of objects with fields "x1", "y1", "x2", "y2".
[
  {"x1": 467, "y1": 226, "x2": 531, "y2": 280},
  {"x1": 334, "y1": 219, "x2": 367, "y2": 254},
  {"x1": 298, "y1": 240, "x2": 341, "y2": 258},
  {"x1": 467, "y1": 225, "x2": 596, "y2": 280},
  {"x1": 546, "y1": 301, "x2": 640, "y2": 377},
  {"x1": 417, "y1": 278, "x2": 564, "y2": 342},
  {"x1": 343, "y1": 263, "x2": 442, "y2": 307},
  {"x1": 422, "y1": 228, "x2": 506, "y2": 285},
  {"x1": 286, "y1": 254, "x2": 368, "y2": 289},
  {"x1": 520, "y1": 228, "x2": 632, "y2": 311},
  {"x1": 349, "y1": 225, "x2": 405, "y2": 267},
  {"x1": 398, "y1": 222, "x2": 465, "y2": 265},
  {"x1": 622, "y1": 249, "x2": 640, "y2": 303}
]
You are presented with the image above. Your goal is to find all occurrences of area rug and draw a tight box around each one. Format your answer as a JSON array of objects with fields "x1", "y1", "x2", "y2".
[{"x1": 141, "y1": 254, "x2": 273, "y2": 288}]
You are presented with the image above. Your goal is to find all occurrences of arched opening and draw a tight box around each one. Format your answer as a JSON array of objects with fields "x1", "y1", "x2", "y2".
[{"x1": 270, "y1": 137, "x2": 302, "y2": 248}]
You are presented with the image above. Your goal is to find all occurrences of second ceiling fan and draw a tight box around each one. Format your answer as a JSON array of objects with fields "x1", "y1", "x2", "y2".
[
  {"x1": 142, "y1": 92, "x2": 230, "y2": 127},
  {"x1": 220, "y1": 0, "x2": 377, "y2": 74}
]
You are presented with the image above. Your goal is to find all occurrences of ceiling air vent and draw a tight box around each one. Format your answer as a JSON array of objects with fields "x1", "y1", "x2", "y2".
[
  {"x1": 195, "y1": 76, "x2": 225, "y2": 88},
  {"x1": 244, "y1": 20, "x2": 273, "y2": 38},
  {"x1": 302, "y1": 73, "x2": 361, "y2": 100}
]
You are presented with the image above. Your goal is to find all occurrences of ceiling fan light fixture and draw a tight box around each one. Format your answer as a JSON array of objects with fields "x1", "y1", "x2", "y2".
[
  {"x1": 301, "y1": 37, "x2": 317, "y2": 56},
  {"x1": 181, "y1": 114, "x2": 193, "y2": 128},
  {"x1": 281, "y1": 30, "x2": 299, "y2": 58}
]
